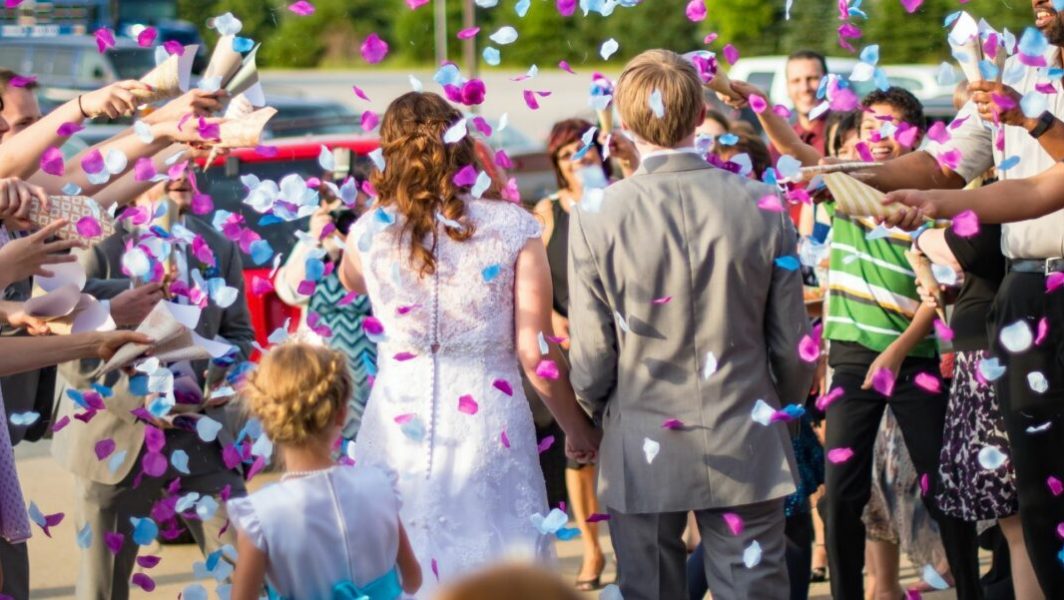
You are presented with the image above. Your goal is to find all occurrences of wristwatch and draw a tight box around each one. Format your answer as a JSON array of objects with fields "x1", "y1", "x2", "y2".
[{"x1": 1028, "y1": 110, "x2": 1056, "y2": 139}]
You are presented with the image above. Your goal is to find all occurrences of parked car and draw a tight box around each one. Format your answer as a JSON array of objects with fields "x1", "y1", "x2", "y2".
[{"x1": 726, "y1": 55, "x2": 862, "y2": 109}]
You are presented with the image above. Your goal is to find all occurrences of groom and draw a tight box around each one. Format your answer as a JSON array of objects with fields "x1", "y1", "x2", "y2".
[{"x1": 567, "y1": 49, "x2": 815, "y2": 599}]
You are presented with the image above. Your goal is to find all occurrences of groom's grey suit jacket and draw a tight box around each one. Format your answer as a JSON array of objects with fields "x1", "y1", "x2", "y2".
[{"x1": 568, "y1": 151, "x2": 815, "y2": 514}]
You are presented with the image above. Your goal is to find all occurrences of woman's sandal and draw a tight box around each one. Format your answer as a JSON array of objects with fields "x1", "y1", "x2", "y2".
[
  {"x1": 810, "y1": 567, "x2": 828, "y2": 583},
  {"x1": 575, "y1": 575, "x2": 603, "y2": 591}
]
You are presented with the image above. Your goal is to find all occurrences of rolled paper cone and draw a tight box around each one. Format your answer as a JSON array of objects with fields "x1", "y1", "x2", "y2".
[
  {"x1": 225, "y1": 44, "x2": 260, "y2": 98},
  {"x1": 705, "y1": 69, "x2": 743, "y2": 103},
  {"x1": 954, "y1": 37, "x2": 984, "y2": 82},
  {"x1": 905, "y1": 250, "x2": 948, "y2": 323},
  {"x1": 203, "y1": 35, "x2": 243, "y2": 88},
  {"x1": 202, "y1": 147, "x2": 220, "y2": 172},
  {"x1": 216, "y1": 107, "x2": 278, "y2": 148},
  {"x1": 223, "y1": 93, "x2": 256, "y2": 120},
  {"x1": 29, "y1": 196, "x2": 115, "y2": 240},
  {"x1": 992, "y1": 47, "x2": 1007, "y2": 83},
  {"x1": 134, "y1": 46, "x2": 197, "y2": 104},
  {"x1": 596, "y1": 108, "x2": 613, "y2": 135},
  {"x1": 798, "y1": 162, "x2": 882, "y2": 178},
  {"x1": 822, "y1": 172, "x2": 902, "y2": 219}
]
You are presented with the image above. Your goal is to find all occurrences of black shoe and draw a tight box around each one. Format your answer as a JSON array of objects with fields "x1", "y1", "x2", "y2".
[{"x1": 810, "y1": 567, "x2": 828, "y2": 583}]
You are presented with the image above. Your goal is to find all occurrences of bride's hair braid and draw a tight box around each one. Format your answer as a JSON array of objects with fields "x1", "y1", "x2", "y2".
[
  {"x1": 372, "y1": 92, "x2": 501, "y2": 277},
  {"x1": 241, "y1": 343, "x2": 352, "y2": 445}
]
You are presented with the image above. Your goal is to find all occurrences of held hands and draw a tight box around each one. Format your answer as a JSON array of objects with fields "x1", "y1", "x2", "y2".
[
  {"x1": 79, "y1": 80, "x2": 152, "y2": 120},
  {"x1": 720, "y1": 80, "x2": 764, "y2": 110},
  {"x1": 0, "y1": 301, "x2": 51, "y2": 335},
  {"x1": 564, "y1": 417, "x2": 602, "y2": 465},
  {"x1": 968, "y1": 81, "x2": 1027, "y2": 127}
]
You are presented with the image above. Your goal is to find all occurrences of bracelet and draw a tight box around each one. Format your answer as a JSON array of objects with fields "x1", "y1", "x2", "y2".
[{"x1": 77, "y1": 95, "x2": 89, "y2": 119}]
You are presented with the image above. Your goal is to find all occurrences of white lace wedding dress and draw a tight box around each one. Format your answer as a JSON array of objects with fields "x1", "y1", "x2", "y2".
[{"x1": 350, "y1": 198, "x2": 553, "y2": 593}]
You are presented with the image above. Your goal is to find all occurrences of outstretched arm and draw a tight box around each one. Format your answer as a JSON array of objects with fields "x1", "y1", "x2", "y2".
[
  {"x1": 882, "y1": 162, "x2": 1064, "y2": 228},
  {"x1": 726, "y1": 81, "x2": 823, "y2": 166}
]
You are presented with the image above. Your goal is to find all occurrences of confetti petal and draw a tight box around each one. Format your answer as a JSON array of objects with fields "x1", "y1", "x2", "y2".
[
  {"x1": 361, "y1": 33, "x2": 389, "y2": 64},
  {"x1": 535, "y1": 359, "x2": 560, "y2": 380},
  {"x1": 458, "y1": 395, "x2": 479, "y2": 415},
  {"x1": 40, "y1": 147, "x2": 65, "y2": 176},
  {"x1": 643, "y1": 437, "x2": 660, "y2": 464},
  {"x1": 95, "y1": 27, "x2": 116, "y2": 53},
  {"x1": 871, "y1": 367, "x2": 895, "y2": 396},
  {"x1": 288, "y1": 1, "x2": 315, "y2": 15},
  {"x1": 537, "y1": 435, "x2": 555, "y2": 453},
  {"x1": 951, "y1": 210, "x2": 980, "y2": 237},
  {"x1": 999, "y1": 320, "x2": 1033, "y2": 353},
  {"x1": 685, "y1": 0, "x2": 707, "y2": 22},
  {"x1": 827, "y1": 447, "x2": 854, "y2": 463},
  {"x1": 600, "y1": 38, "x2": 619, "y2": 61},
  {"x1": 743, "y1": 540, "x2": 763, "y2": 568},
  {"x1": 723, "y1": 512, "x2": 744, "y2": 535},
  {"x1": 1049, "y1": 476, "x2": 1064, "y2": 496},
  {"x1": 977, "y1": 446, "x2": 1007, "y2": 469}
]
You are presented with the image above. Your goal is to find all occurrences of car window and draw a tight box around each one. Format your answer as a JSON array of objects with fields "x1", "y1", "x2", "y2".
[
  {"x1": 78, "y1": 51, "x2": 111, "y2": 82},
  {"x1": 748, "y1": 72, "x2": 775, "y2": 96},
  {"x1": 197, "y1": 154, "x2": 376, "y2": 265},
  {"x1": 0, "y1": 46, "x2": 30, "y2": 73},
  {"x1": 36, "y1": 49, "x2": 78, "y2": 79},
  {"x1": 108, "y1": 48, "x2": 158, "y2": 80}
]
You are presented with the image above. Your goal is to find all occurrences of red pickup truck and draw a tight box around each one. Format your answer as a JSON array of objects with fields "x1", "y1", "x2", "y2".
[{"x1": 197, "y1": 135, "x2": 380, "y2": 352}]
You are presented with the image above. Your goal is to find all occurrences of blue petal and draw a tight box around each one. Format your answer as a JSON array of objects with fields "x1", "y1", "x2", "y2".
[{"x1": 775, "y1": 256, "x2": 800, "y2": 271}]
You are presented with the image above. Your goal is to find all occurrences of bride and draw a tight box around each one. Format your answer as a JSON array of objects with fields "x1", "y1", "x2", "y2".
[{"x1": 338, "y1": 92, "x2": 601, "y2": 591}]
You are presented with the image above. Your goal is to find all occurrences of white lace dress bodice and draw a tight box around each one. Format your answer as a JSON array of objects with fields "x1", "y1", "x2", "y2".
[{"x1": 350, "y1": 199, "x2": 552, "y2": 593}]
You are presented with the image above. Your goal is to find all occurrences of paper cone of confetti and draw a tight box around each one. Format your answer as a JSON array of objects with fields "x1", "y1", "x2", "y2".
[
  {"x1": 216, "y1": 107, "x2": 277, "y2": 148},
  {"x1": 203, "y1": 35, "x2": 243, "y2": 88},
  {"x1": 223, "y1": 93, "x2": 256, "y2": 120},
  {"x1": 28, "y1": 196, "x2": 115, "y2": 241},
  {"x1": 953, "y1": 37, "x2": 983, "y2": 82},
  {"x1": 822, "y1": 172, "x2": 902, "y2": 219},
  {"x1": 134, "y1": 46, "x2": 197, "y2": 104},
  {"x1": 225, "y1": 44, "x2": 260, "y2": 97},
  {"x1": 905, "y1": 250, "x2": 948, "y2": 322},
  {"x1": 588, "y1": 74, "x2": 614, "y2": 133},
  {"x1": 798, "y1": 161, "x2": 882, "y2": 179}
]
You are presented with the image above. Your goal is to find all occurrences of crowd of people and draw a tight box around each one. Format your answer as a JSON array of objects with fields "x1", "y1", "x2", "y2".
[{"x1": 1, "y1": 2, "x2": 1064, "y2": 600}]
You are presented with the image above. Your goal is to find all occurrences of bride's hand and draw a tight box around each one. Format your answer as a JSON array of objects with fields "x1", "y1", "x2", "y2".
[{"x1": 565, "y1": 421, "x2": 602, "y2": 464}]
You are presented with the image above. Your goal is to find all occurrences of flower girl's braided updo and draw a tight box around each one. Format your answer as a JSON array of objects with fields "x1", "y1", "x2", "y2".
[{"x1": 243, "y1": 342, "x2": 352, "y2": 446}]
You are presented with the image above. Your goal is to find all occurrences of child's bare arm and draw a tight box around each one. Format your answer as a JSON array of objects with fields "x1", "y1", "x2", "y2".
[
  {"x1": 396, "y1": 520, "x2": 423, "y2": 595},
  {"x1": 231, "y1": 531, "x2": 268, "y2": 600}
]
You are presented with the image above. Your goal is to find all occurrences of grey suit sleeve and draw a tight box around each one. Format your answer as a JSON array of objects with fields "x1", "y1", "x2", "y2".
[
  {"x1": 566, "y1": 207, "x2": 618, "y2": 418},
  {"x1": 80, "y1": 243, "x2": 133, "y2": 300},
  {"x1": 765, "y1": 215, "x2": 815, "y2": 407},
  {"x1": 218, "y1": 244, "x2": 255, "y2": 360}
]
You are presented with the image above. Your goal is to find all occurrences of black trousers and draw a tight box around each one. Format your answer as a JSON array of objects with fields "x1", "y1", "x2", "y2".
[
  {"x1": 988, "y1": 271, "x2": 1064, "y2": 596},
  {"x1": 821, "y1": 366, "x2": 981, "y2": 600}
]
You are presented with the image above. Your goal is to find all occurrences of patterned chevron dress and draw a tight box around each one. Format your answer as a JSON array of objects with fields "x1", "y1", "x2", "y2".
[{"x1": 307, "y1": 270, "x2": 378, "y2": 440}]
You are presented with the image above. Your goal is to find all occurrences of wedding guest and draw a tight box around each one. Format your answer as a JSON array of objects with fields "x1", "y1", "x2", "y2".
[
  {"x1": 727, "y1": 82, "x2": 982, "y2": 599},
  {"x1": 568, "y1": 48, "x2": 814, "y2": 599},
  {"x1": 530, "y1": 117, "x2": 612, "y2": 590},
  {"x1": 859, "y1": 9, "x2": 1064, "y2": 591},
  {"x1": 230, "y1": 342, "x2": 421, "y2": 600},
  {"x1": 275, "y1": 178, "x2": 377, "y2": 441},
  {"x1": 52, "y1": 178, "x2": 254, "y2": 599}
]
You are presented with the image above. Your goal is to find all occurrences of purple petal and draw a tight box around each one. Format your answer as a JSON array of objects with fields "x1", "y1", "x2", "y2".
[
  {"x1": 81, "y1": 149, "x2": 104, "y2": 174},
  {"x1": 492, "y1": 379, "x2": 514, "y2": 396},
  {"x1": 163, "y1": 40, "x2": 185, "y2": 56},
  {"x1": 457, "y1": 394, "x2": 479, "y2": 415},
  {"x1": 137, "y1": 27, "x2": 157, "y2": 47},
  {"x1": 104, "y1": 532, "x2": 124, "y2": 554},
  {"x1": 131, "y1": 573, "x2": 156, "y2": 591},
  {"x1": 133, "y1": 157, "x2": 156, "y2": 182},
  {"x1": 95, "y1": 27, "x2": 116, "y2": 53},
  {"x1": 453, "y1": 164, "x2": 478, "y2": 186},
  {"x1": 40, "y1": 147, "x2": 65, "y2": 176},
  {"x1": 537, "y1": 435, "x2": 555, "y2": 453},
  {"x1": 361, "y1": 33, "x2": 389, "y2": 64},
  {"x1": 457, "y1": 27, "x2": 480, "y2": 39},
  {"x1": 352, "y1": 85, "x2": 370, "y2": 101},
  {"x1": 288, "y1": 1, "x2": 315, "y2": 16}
]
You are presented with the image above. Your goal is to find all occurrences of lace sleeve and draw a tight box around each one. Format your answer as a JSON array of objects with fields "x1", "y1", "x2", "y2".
[
  {"x1": 498, "y1": 202, "x2": 542, "y2": 263},
  {"x1": 226, "y1": 497, "x2": 266, "y2": 552}
]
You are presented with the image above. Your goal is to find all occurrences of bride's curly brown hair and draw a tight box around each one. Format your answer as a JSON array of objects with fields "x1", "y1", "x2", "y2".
[{"x1": 373, "y1": 91, "x2": 496, "y2": 277}]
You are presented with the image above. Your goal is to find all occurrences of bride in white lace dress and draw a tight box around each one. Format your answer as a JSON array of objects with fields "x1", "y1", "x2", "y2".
[{"x1": 338, "y1": 92, "x2": 600, "y2": 593}]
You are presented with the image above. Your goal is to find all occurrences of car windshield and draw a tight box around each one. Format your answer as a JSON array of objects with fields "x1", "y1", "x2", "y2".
[
  {"x1": 196, "y1": 154, "x2": 375, "y2": 266},
  {"x1": 109, "y1": 48, "x2": 159, "y2": 80},
  {"x1": 264, "y1": 103, "x2": 361, "y2": 139}
]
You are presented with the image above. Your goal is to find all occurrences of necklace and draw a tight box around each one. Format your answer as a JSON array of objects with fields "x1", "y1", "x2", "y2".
[{"x1": 280, "y1": 465, "x2": 335, "y2": 481}]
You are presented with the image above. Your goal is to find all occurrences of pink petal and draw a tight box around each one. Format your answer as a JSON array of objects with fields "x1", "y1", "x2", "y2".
[
  {"x1": 137, "y1": 27, "x2": 158, "y2": 47},
  {"x1": 723, "y1": 44, "x2": 740, "y2": 65},
  {"x1": 362, "y1": 316, "x2": 384, "y2": 336},
  {"x1": 492, "y1": 379, "x2": 514, "y2": 396},
  {"x1": 936, "y1": 149, "x2": 962, "y2": 171},
  {"x1": 926, "y1": 121, "x2": 950, "y2": 144},
  {"x1": 471, "y1": 116, "x2": 493, "y2": 137},
  {"x1": 914, "y1": 372, "x2": 941, "y2": 393},
  {"x1": 894, "y1": 123, "x2": 919, "y2": 148},
  {"x1": 95, "y1": 27, "x2": 116, "y2": 53},
  {"x1": 288, "y1": 1, "x2": 315, "y2": 15},
  {"x1": 163, "y1": 40, "x2": 184, "y2": 56},
  {"x1": 854, "y1": 141, "x2": 876, "y2": 163},
  {"x1": 56, "y1": 122, "x2": 83, "y2": 137},
  {"x1": 685, "y1": 0, "x2": 707, "y2": 22},
  {"x1": 394, "y1": 413, "x2": 415, "y2": 425},
  {"x1": 40, "y1": 147, "x2": 65, "y2": 176},
  {"x1": 361, "y1": 33, "x2": 389, "y2": 64},
  {"x1": 758, "y1": 194, "x2": 784, "y2": 212},
  {"x1": 827, "y1": 447, "x2": 854, "y2": 464},
  {"x1": 556, "y1": 0, "x2": 576, "y2": 16},
  {"x1": 431, "y1": 558, "x2": 440, "y2": 582},
  {"x1": 933, "y1": 319, "x2": 955, "y2": 342},
  {"x1": 131, "y1": 573, "x2": 156, "y2": 592},
  {"x1": 338, "y1": 291, "x2": 362, "y2": 306},
  {"x1": 141, "y1": 451, "x2": 167, "y2": 477},
  {"x1": 722, "y1": 512, "x2": 744, "y2": 535},
  {"x1": 453, "y1": 164, "x2": 478, "y2": 186},
  {"x1": 1047, "y1": 272, "x2": 1064, "y2": 293},
  {"x1": 1035, "y1": 317, "x2": 1049, "y2": 346},
  {"x1": 535, "y1": 359, "x2": 560, "y2": 380},
  {"x1": 361, "y1": 110, "x2": 380, "y2": 131},
  {"x1": 133, "y1": 157, "x2": 156, "y2": 182},
  {"x1": 661, "y1": 418, "x2": 685, "y2": 430},
  {"x1": 587, "y1": 513, "x2": 611, "y2": 523},
  {"x1": 52, "y1": 416, "x2": 70, "y2": 432},
  {"x1": 250, "y1": 276, "x2": 274, "y2": 296},
  {"x1": 9, "y1": 74, "x2": 35, "y2": 88},
  {"x1": 457, "y1": 27, "x2": 480, "y2": 39},
  {"x1": 457, "y1": 394, "x2": 479, "y2": 415},
  {"x1": 494, "y1": 149, "x2": 513, "y2": 169},
  {"x1": 1049, "y1": 476, "x2": 1063, "y2": 496},
  {"x1": 1057, "y1": 522, "x2": 1064, "y2": 539},
  {"x1": 407, "y1": 0, "x2": 430, "y2": 8},
  {"x1": 703, "y1": 33, "x2": 718, "y2": 45},
  {"x1": 352, "y1": 85, "x2": 370, "y2": 101},
  {"x1": 94, "y1": 438, "x2": 116, "y2": 460},
  {"x1": 749, "y1": 94, "x2": 768, "y2": 114},
  {"x1": 919, "y1": 473, "x2": 929, "y2": 495},
  {"x1": 81, "y1": 149, "x2": 104, "y2": 174},
  {"x1": 76, "y1": 216, "x2": 103, "y2": 238},
  {"x1": 871, "y1": 367, "x2": 895, "y2": 396},
  {"x1": 394, "y1": 352, "x2": 417, "y2": 361},
  {"x1": 523, "y1": 90, "x2": 540, "y2": 110},
  {"x1": 652, "y1": 296, "x2": 672, "y2": 305},
  {"x1": 951, "y1": 209, "x2": 980, "y2": 237},
  {"x1": 537, "y1": 435, "x2": 555, "y2": 453},
  {"x1": 559, "y1": 60, "x2": 575, "y2": 74},
  {"x1": 500, "y1": 430, "x2": 511, "y2": 448},
  {"x1": 900, "y1": 0, "x2": 922, "y2": 13},
  {"x1": 816, "y1": 387, "x2": 844, "y2": 412}
]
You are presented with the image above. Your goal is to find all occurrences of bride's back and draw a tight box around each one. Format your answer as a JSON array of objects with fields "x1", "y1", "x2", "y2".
[{"x1": 352, "y1": 198, "x2": 540, "y2": 357}]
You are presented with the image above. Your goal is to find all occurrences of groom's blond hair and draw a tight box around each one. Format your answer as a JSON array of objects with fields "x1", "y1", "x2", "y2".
[{"x1": 615, "y1": 49, "x2": 703, "y2": 148}]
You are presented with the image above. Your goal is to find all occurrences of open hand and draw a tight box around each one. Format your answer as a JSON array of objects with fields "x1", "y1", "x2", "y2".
[
  {"x1": 144, "y1": 89, "x2": 226, "y2": 125},
  {"x1": 80, "y1": 80, "x2": 151, "y2": 119},
  {"x1": 0, "y1": 220, "x2": 84, "y2": 287},
  {"x1": 861, "y1": 346, "x2": 904, "y2": 391},
  {"x1": 7, "y1": 309, "x2": 51, "y2": 336},
  {"x1": 109, "y1": 282, "x2": 165, "y2": 327}
]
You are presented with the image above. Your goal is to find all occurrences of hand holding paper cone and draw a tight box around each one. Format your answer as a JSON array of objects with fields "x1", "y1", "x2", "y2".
[
  {"x1": 822, "y1": 172, "x2": 903, "y2": 219},
  {"x1": 905, "y1": 250, "x2": 948, "y2": 323},
  {"x1": 134, "y1": 46, "x2": 197, "y2": 104}
]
